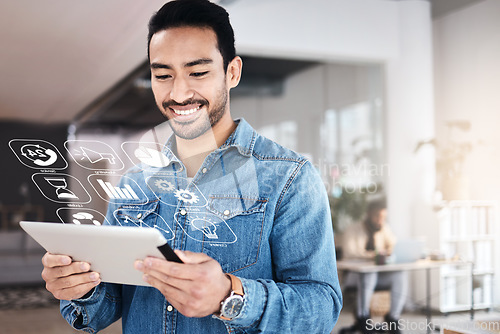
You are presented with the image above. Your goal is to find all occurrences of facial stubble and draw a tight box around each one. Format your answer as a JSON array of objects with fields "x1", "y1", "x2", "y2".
[{"x1": 160, "y1": 85, "x2": 229, "y2": 140}]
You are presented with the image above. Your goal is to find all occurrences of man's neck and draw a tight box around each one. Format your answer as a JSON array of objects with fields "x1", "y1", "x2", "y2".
[{"x1": 175, "y1": 117, "x2": 237, "y2": 177}]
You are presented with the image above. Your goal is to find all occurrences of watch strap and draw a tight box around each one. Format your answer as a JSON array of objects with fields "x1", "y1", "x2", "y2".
[
  {"x1": 218, "y1": 274, "x2": 244, "y2": 320},
  {"x1": 226, "y1": 273, "x2": 244, "y2": 296}
]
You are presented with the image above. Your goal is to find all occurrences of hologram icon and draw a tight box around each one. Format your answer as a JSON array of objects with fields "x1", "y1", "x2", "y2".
[
  {"x1": 72, "y1": 212, "x2": 101, "y2": 225},
  {"x1": 9, "y1": 139, "x2": 68, "y2": 170},
  {"x1": 24, "y1": 145, "x2": 58, "y2": 166},
  {"x1": 154, "y1": 179, "x2": 175, "y2": 192},
  {"x1": 65, "y1": 140, "x2": 124, "y2": 171},
  {"x1": 121, "y1": 141, "x2": 172, "y2": 168},
  {"x1": 56, "y1": 208, "x2": 109, "y2": 225},
  {"x1": 96, "y1": 178, "x2": 140, "y2": 200},
  {"x1": 88, "y1": 174, "x2": 148, "y2": 204},
  {"x1": 174, "y1": 210, "x2": 237, "y2": 244},
  {"x1": 45, "y1": 177, "x2": 78, "y2": 199},
  {"x1": 146, "y1": 175, "x2": 207, "y2": 207},
  {"x1": 32, "y1": 173, "x2": 91, "y2": 204},
  {"x1": 113, "y1": 208, "x2": 175, "y2": 240},
  {"x1": 174, "y1": 189, "x2": 199, "y2": 204},
  {"x1": 191, "y1": 218, "x2": 218, "y2": 239},
  {"x1": 80, "y1": 147, "x2": 116, "y2": 165},
  {"x1": 134, "y1": 146, "x2": 171, "y2": 167}
]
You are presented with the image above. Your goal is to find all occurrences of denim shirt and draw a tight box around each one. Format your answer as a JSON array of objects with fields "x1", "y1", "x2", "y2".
[{"x1": 60, "y1": 119, "x2": 342, "y2": 333}]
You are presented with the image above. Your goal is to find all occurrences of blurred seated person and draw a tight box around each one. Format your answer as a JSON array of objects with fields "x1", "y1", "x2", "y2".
[{"x1": 342, "y1": 198, "x2": 407, "y2": 334}]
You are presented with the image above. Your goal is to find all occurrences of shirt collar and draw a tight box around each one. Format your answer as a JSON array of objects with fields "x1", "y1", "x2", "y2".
[
  {"x1": 164, "y1": 118, "x2": 256, "y2": 159},
  {"x1": 218, "y1": 118, "x2": 256, "y2": 157}
]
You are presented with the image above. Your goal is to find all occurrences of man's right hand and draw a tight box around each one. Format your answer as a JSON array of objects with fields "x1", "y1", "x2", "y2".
[{"x1": 41, "y1": 252, "x2": 101, "y2": 301}]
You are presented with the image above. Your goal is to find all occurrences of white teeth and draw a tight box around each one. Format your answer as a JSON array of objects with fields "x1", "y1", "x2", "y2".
[{"x1": 172, "y1": 106, "x2": 200, "y2": 115}]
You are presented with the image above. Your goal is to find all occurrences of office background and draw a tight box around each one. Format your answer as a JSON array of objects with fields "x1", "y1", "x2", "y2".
[{"x1": 0, "y1": 0, "x2": 499, "y2": 330}]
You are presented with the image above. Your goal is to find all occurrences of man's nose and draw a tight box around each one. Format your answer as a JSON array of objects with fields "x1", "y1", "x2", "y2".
[{"x1": 170, "y1": 77, "x2": 194, "y2": 102}]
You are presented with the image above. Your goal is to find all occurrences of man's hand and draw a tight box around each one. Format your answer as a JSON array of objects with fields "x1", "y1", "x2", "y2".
[
  {"x1": 41, "y1": 252, "x2": 101, "y2": 301},
  {"x1": 134, "y1": 251, "x2": 231, "y2": 318}
]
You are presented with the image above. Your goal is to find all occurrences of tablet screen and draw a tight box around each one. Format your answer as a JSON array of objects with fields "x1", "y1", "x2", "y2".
[{"x1": 20, "y1": 221, "x2": 169, "y2": 286}]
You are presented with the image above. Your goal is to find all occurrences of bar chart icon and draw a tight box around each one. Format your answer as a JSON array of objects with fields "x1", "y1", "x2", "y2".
[
  {"x1": 88, "y1": 174, "x2": 148, "y2": 204},
  {"x1": 96, "y1": 179, "x2": 139, "y2": 200}
]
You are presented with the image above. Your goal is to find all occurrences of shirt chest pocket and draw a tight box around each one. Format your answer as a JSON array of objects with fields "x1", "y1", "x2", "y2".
[{"x1": 203, "y1": 195, "x2": 267, "y2": 274}]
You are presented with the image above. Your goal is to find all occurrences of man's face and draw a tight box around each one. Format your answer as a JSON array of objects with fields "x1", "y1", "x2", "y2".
[
  {"x1": 149, "y1": 26, "x2": 232, "y2": 140},
  {"x1": 368, "y1": 209, "x2": 387, "y2": 230}
]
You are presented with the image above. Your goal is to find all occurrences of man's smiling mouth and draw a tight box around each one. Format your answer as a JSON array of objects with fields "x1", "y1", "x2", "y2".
[{"x1": 171, "y1": 105, "x2": 201, "y2": 116}]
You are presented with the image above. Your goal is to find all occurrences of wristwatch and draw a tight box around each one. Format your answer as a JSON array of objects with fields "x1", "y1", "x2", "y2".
[{"x1": 219, "y1": 274, "x2": 245, "y2": 320}]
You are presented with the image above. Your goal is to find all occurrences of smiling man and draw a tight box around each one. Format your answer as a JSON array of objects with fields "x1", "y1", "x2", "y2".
[
  {"x1": 41, "y1": 0, "x2": 342, "y2": 333},
  {"x1": 150, "y1": 27, "x2": 235, "y2": 141}
]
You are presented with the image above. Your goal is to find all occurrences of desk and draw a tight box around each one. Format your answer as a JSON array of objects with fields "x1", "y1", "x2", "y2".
[{"x1": 337, "y1": 259, "x2": 473, "y2": 334}]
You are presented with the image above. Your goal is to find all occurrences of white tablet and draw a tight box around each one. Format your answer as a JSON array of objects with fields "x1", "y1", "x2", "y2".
[{"x1": 20, "y1": 221, "x2": 169, "y2": 287}]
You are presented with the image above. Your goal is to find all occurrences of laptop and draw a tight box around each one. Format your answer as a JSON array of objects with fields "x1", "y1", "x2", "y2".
[{"x1": 392, "y1": 239, "x2": 424, "y2": 263}]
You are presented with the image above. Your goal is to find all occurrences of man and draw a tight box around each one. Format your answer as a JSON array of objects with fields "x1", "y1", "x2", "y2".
[
  {"x1": 342, "y1": 198, "x2": 407, "y2": 334},
  {"x1": 40, "y1": 1, "x2": 342, "y2": 333}
]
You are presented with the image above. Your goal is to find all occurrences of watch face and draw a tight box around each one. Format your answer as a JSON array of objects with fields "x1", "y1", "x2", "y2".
[{"x1": 222, "y1": 295, "x2": 244, "y2": 318}]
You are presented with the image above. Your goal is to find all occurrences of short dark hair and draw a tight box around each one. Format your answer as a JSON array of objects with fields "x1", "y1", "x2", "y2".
[
  {"x1": 367, "y1": 198, "x2": 387, "y2": 213},
  {"x1": 148, "y1": 0, "x2": 236, "y2": 71}
]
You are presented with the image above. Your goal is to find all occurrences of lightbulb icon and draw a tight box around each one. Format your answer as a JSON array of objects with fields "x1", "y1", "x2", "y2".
[{"x1": 191, "y1": 218, "x2": 218, "y2": 239}]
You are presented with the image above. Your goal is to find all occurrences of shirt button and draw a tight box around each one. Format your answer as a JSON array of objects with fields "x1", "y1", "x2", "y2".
[
  {"x1": 167, "y1": 305, "x2": 174, "y2": 312},
  {"x1": 202, "y1": 167, "x2": 208, "y2": 174},
  {"x1": 180, "y1": 209, "x2": 187, "y2": 216},
  {"x1": 223, "y1": 210, "x2": 230, "y2": 216},
  {"x1": 136, "y1": 213, "x2": 143, "y2": 219}
]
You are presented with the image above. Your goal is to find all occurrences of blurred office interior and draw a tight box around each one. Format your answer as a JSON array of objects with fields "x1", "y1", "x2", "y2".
[{"x1": 1, "y1": 0, "x2": 500, "y2": 333}]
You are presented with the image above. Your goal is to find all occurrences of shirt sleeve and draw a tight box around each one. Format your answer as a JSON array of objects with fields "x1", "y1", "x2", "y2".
[
  {"x1": 60, "y1": 282, "x2": 122, "y2": 333},
  {"x1": 221, "y1": 160, "x2": 343, "y2": 333}
]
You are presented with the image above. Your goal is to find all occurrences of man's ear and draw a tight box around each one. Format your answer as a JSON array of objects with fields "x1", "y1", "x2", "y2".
[{"x1": 227, "y1": 56, "x2": 242, "y2": 89}]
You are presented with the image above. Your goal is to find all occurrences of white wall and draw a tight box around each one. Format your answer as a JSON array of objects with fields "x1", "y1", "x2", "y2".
[
  {"x1": 227, "y1": 0, "x2": 399, "y2": 62},
  {"x1": 385, "y1": 1, "x2": 435, "y2": 240},
  {"x1": 434, "y1": 0, "x2": 500, "y2": 200},
  {"x1": 433, "y1": 0, "x2": 500, "y2": 304}
]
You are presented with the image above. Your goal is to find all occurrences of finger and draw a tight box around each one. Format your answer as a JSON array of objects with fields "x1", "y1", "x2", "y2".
[
  {"x1": 49, "y1": 271, "x2": 100, "y2": 292},
  {"x1": 42, "y1": 253, "x2": 72, "y2": 268},
  {"x1": 143, "y1": 257, "x2": 196, "y2": 280},
  {"x1": 62, "y1": 271, "x2": 100, "y2": 289},
  {"x1": 143, "y1": 273, "x2": 187, "y2": 302},
  {"x1": 134, "y1": 260, "x2": 143, "y2": 272},
  {"x1": 175, "y1": 250, "x2": 211, "y2": 264},
  {"x1": 57, "y1": 280, "x2": 101, "y2": 301},
  {"x1": 144, "y1": 268, "x2": 191, "y2": 290},
  {"x1": 145, "y1": 270, "x2": 209, "y2": 303},
  {"x1": 144, "y1": 272, "x2": 222, "y2": 318},
  {"x1": 42, "y1": 261, "x2": 92, "y2": 282}
]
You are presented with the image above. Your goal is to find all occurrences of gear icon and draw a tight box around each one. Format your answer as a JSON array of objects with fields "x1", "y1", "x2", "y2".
[
  {"x1": 154, "y1": 179, "x2": 175, "y2": 192},
  {"x1": 174, "y1": 189, "x2": 199, "y2": 204}
]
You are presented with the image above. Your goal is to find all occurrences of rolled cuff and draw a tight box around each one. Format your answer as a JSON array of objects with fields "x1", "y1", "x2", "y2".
[
  {"x1": 218, "y1": 277, "x2": 267, "y2": 329},
  {"x1": 61, "y1": 285, "x2": 103, "y2": 332}
]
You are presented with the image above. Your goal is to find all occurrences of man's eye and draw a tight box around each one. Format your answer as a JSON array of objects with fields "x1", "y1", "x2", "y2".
[
  {"x1": 155, "y1": 75, "x2": 171, "y2": 80},
  {"x1": 191, "y1": 71, "x2": 208, "y2": 77}
]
